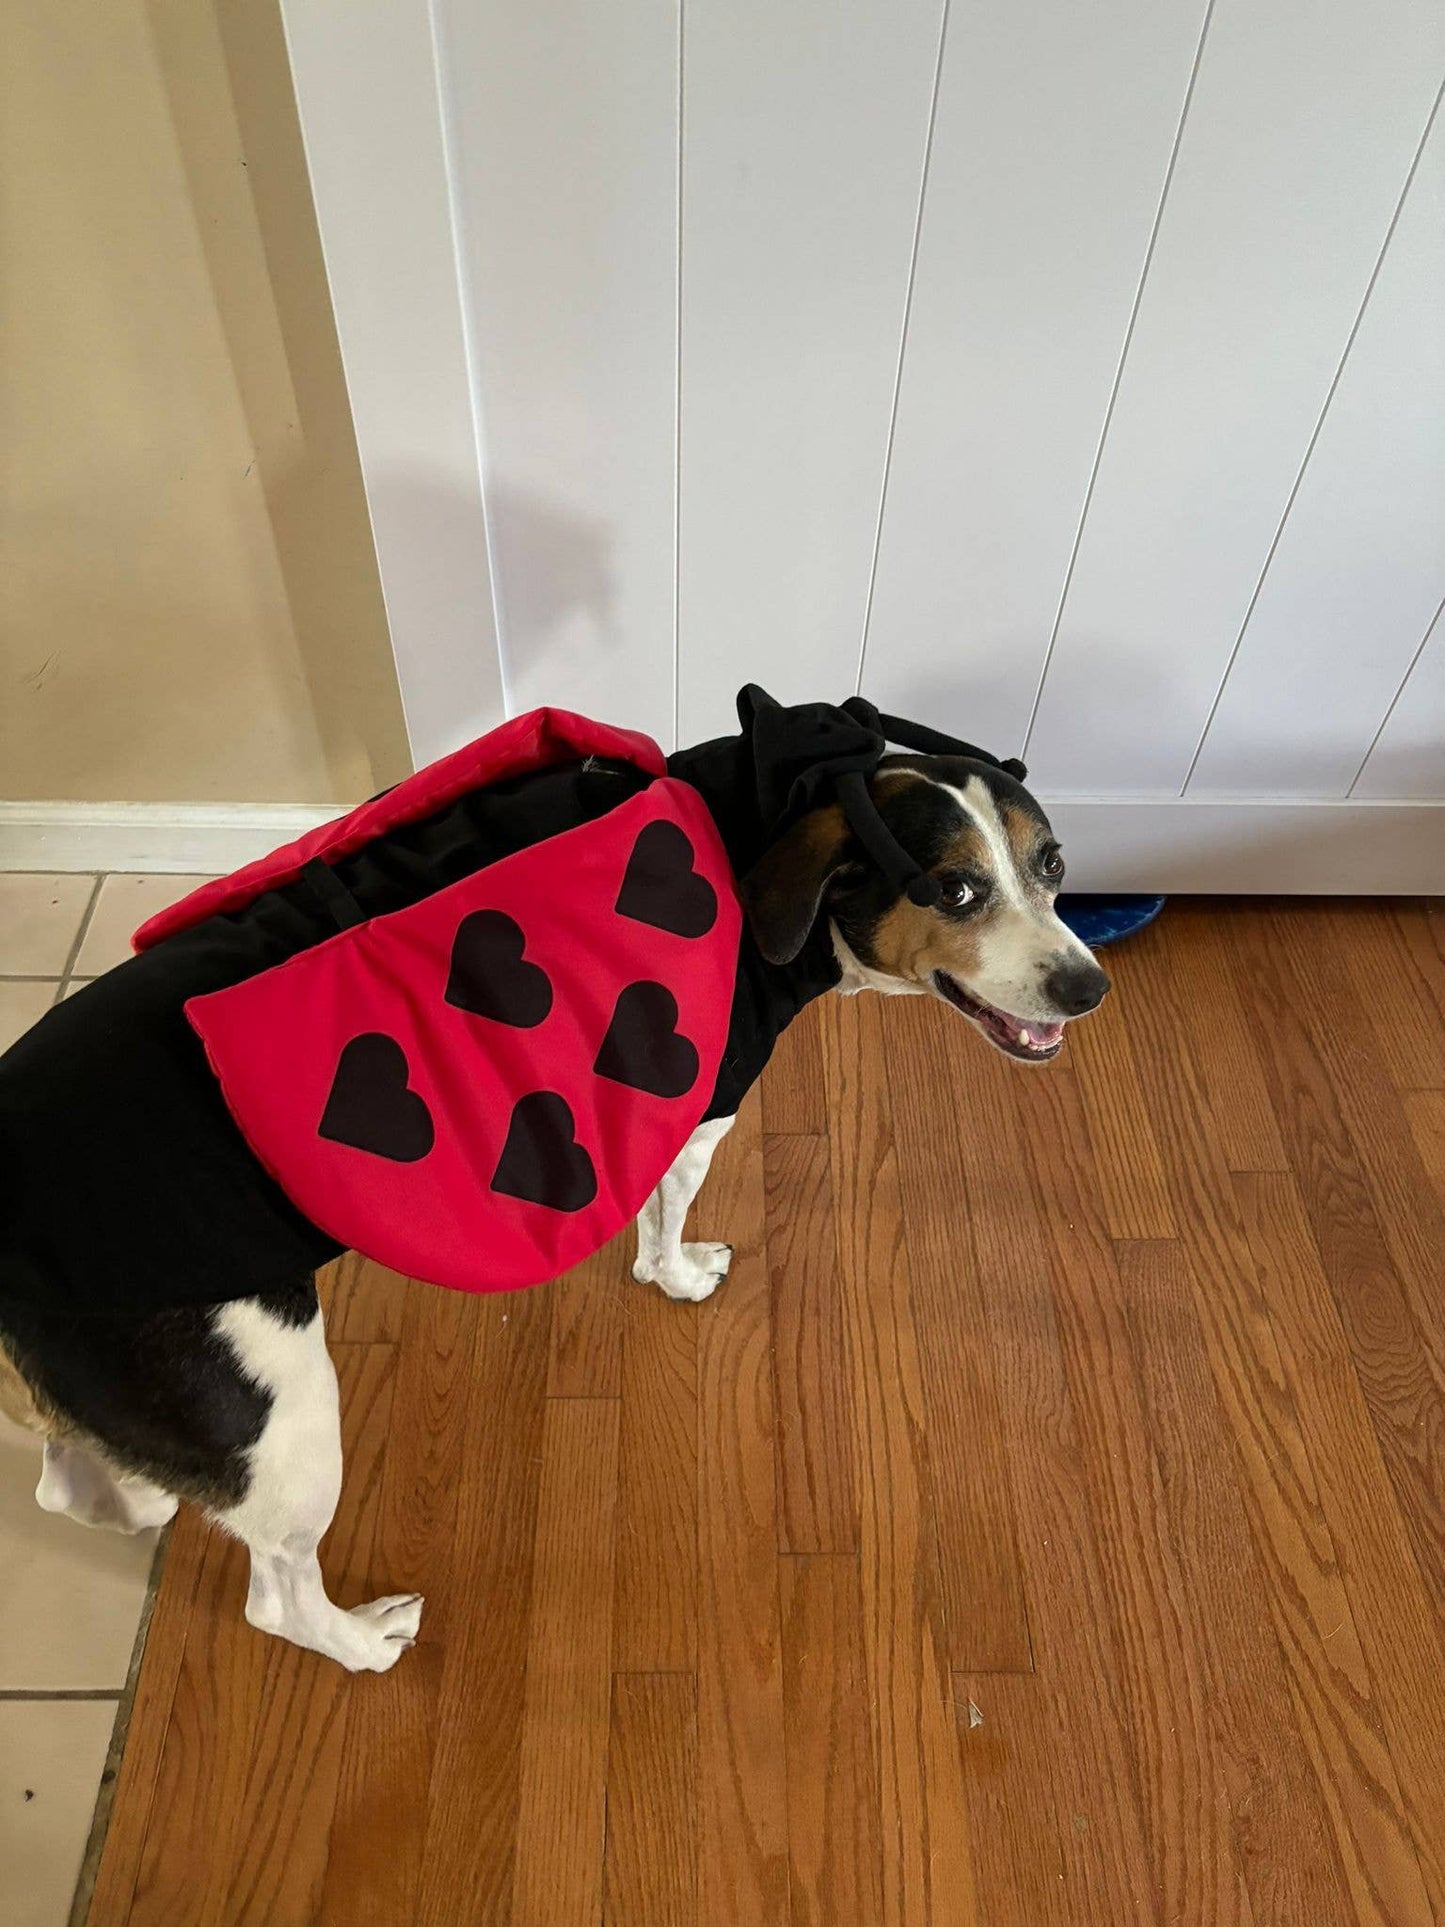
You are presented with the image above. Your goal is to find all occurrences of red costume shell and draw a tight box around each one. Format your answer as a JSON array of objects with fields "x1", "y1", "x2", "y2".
[{"x1": 138, "y1": 712, "x2": 742, "y2": 1294}]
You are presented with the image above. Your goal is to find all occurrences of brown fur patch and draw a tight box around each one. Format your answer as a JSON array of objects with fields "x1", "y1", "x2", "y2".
[
  {"x1": 861, "y1": 889, "x2": 992, "y2": 987},
  {"x1": 0, "y1": 1337, "x2": 57, "y2": 1436},
  {"x1": 860, "y1": 801, "x2": 996, "y2": 988},
  {"x1": 742, "y1": 801, "x2": 852, "y2": 964},
  {"x1": 863, "y1": 893, "x2": 985, "y2": 987},
  {"x1": 999, "y1": 799, "x2": 1052, "y2": 899}
]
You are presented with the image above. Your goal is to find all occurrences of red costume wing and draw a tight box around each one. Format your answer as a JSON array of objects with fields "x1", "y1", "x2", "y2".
[{"x1": 183, "y1": 780, "x2": 740, "y2": 1293}]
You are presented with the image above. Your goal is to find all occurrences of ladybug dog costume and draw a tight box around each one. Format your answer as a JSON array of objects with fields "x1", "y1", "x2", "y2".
[{"x1": 0, "y1": 686, "x2": 1024, "y2": 1315}]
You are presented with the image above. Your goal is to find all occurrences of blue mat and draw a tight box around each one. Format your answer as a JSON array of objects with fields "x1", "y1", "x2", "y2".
[{"x1": 1055, "y1": 894, "x2": 1166, "y2": 948}]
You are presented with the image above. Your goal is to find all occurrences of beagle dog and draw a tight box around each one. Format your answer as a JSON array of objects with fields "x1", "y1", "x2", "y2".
[{"x1": 0, "y1": 708, "x2": 1105, "y2": 1672}]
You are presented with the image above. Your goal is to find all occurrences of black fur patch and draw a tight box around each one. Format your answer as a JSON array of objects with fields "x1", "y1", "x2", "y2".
[{"x1": 0, "y1": 1279, "x2": 319, "y2": 1509}]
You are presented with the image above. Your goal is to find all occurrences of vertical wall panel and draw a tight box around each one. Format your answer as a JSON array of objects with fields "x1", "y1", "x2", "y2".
[
  {"x1": 675, "y1": 1, "x2": 944, "y2": 745},
  {"x1": 863, "y1": 0, "x2": 1207, "y2": 750},
  {"x1": 1188, "y1": 104, "x2": 1445, "y2": 797},
  {"x1": 438, "y1": 0, "x2": 678, "y2": 743},
  {"x1": 1352, "y1": 604, "x2": 1445, "y2": 800},
  {"x1": 281, "y1": 0, "x2": 505, "y2": 767},
  {"x1": 1024, "y1": 0, "x2": 1445, "y2": 793}
]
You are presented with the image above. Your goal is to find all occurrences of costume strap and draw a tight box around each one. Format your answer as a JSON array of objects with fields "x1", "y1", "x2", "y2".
[
  {"x1": 300, "y1": 857, "x2": 367, "y2": 932},
  {"x1": 836, "y1": 706, "x2": 1028, "y2": 908}
]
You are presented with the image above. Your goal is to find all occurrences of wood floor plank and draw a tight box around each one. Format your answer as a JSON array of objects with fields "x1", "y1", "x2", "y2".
[
  {"x1": 549, "y1": 1233, "x2": 629, "y2": 1398},
  {"x1": 511, "y1": 1398, "x2": 621, "y2": 1927},
  {"x1": 318, "y1": 1286, "x2": 476, "y2": 1927},
  {"x1": 954, "y1": 1675, "x2": 1072, "y2": 1927},
  {"x1": 613, "y1": 1280, "x2": 698, "y2": 1673},
  {"x1": 933, "y1": 1027, "x2": 1159, "y2": 1927},
  {"x1": 1268, "y1": 906, "x2": 1445, "y2": 1358},
  {"x1": 126, "y1": 1526, "x2": 267, "y2": 1926},
  {"x1": 881, "y1": 998, "x2": 1032, "y2": 1673},
  {"x1": 695, "y1": 1090, "x2": 791, "y2": 1925},
  {"x1": 1060, "y1": 985, "x2": 1176, "y2": 1238},
  {"x1": 319, "y1": 1251, "x2": 408, "y2": 1343},
  {"x1": 779, "y1": 1554, "x2": 885, "y2": 1927},
  {"x1": 1233, "y1": 1172, "x2": 1445, "y2": 1916},
  {"x1": 1220, "y1": 910, "x2": 1445, "y2": 1612},
  {"x1": 1128, "y1": 924, "x2": 1429, "y2": 1924},
  {"x1": 820, "y1": 995, "x2": 977, "y2": 1927},
  {"x1": 603, "y1": 1675, "x2": 698, "y2": 1927},
  {"x1": 1154, "y1": 903, "x2": 1289, "y2": 1173},
  {"x1": 1119, "y1": 1238, "x2": 1401, "y2": 1927},
  {"x1": 763, "y1": 1133, "x2": 857, "y2": 1555},
  {"x1": 1330, "y1": 900, "x2": 1445, "y2": 1091},
  {"x1": 87, "y1": 1508, "x2": 211, "y2": 1923},
  {"x1": 1402, "y1": 1088, "x2": 1445, "y2": 1204},
  {"x1": 759, "y1": 997, "x2": 825, "y2": 1134},
  {"x1": 412, "y1": 1288, "x2": 553, "y2": 1927},
  {"x1": 1391, "y1": 900, "x2": 1445, "y2": 1040},
  {"x1": 1009, "y1": 1071, "x2": 1246, "y2": 1926}
]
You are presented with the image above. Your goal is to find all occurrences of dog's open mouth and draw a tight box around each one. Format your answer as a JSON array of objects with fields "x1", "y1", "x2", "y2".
[{"x1": 933, "y1": 972, "x2": 1065, "y2": 1062}]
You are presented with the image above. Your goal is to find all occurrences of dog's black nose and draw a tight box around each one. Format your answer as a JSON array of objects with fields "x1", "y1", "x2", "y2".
[{"x1": 1044, "y1": 957, "x2": 1110, "y2": 1017}]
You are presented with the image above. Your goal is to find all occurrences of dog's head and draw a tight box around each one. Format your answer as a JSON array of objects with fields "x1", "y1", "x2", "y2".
[{"x1": 741, "y1": 753, "x2": 1108, "y2": 1062}]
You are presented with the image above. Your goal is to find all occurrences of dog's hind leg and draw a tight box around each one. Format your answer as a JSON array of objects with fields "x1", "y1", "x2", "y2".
[
  {"x1": 632, "y1": 1113, "x2": 737, "y2": 1302},
  {"x1": 36, "y1": 1438, "x2": 178, "y2": 1534},
  {"x1": 211, "y1": 1298, "x2": 422, "y2": 1672}
]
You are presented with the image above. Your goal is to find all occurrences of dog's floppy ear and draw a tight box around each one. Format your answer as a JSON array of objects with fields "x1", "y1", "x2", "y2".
[{"x1": 740, "y1": 804, "x2": 853, "y2": 965}]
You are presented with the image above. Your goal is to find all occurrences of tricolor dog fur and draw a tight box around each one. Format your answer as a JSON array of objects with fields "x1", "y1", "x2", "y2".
[{"x1": 0, "y1": 689, "x2": 1106, "y2": 1671}]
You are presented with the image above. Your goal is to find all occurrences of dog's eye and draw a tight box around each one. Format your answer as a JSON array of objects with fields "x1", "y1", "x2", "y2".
[
  {"x1": 1040, "y1": 846, "x2": 1065, "y2": 882},
  {"x1": 938, "y1": 880, "x2": 975, "y2": 910}
]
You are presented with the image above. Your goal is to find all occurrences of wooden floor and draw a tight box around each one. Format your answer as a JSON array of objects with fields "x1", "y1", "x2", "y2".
[{"x1": 90, "y1": 900, "x2": 1445, "y2": 1926}]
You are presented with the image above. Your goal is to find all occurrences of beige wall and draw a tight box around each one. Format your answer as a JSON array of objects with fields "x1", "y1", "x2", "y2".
[{"x1": 0, "y1": 1, "x2": 411, "y2": 804}]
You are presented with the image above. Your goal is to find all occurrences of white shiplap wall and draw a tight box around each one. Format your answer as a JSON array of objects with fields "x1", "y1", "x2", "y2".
[{"x1": 281, "y1": 0, "x2": 1445, "y2": 890}]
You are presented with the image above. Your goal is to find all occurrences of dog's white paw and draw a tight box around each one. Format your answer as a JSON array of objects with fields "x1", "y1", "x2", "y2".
[
  {"x1": 338, "y1": 1592, "x2": 424, "y2": 1672},
  {"x1": 636, "y1": 1241, "x2": 733, "y2": 1303}
]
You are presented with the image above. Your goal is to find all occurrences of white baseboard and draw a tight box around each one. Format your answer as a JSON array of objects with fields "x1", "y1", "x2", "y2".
[
  {"x1": 0, "y1": 802, "x2": 339, "y2": 875},
  {"x1": 1, "y1": 796, "x2": 1440, "y2": 893},
  {"x1": 1045, "y1": 797, "x2": 1444, "y2": 894}
]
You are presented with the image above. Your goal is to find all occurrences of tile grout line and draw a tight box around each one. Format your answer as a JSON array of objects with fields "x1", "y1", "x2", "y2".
[
  {"x1": 55, "y1": 874, "x2": 105, "y2": 1001},
  {"x1": 0, "y1": 1689, "x2": 124, "y2": 1702}
]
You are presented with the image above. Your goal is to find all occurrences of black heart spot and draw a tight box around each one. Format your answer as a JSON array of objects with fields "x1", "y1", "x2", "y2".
[
  {"x1": 615, "y1": 821, "x2": 718, "y2": 938},
  {"x1": 594, "y1": 981, "x2": 700, "y2": 1098},
  {"x1": 491, "y1": 1092, "x2": 598, "y2": 1213},
  {"x1": 319, "y1": 1034, "x2": 434, "y2": 1163},
  {"x1": 445, "y1": 910, "x2": 553, "y2": 1027}
]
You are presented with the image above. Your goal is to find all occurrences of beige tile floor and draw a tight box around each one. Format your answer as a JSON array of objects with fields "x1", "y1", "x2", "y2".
[{"x1": 0, "y1": 873, "x2": 214, "y2": 1926}]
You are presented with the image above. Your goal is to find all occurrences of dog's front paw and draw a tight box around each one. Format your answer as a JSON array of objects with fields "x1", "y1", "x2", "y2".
[
  {"x1": 339, "y1": 1592, "x2": 424, "y2": 1672},
  {"x1": 636, "y1": 1241, "x2": 733, "y2": 1303}
]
